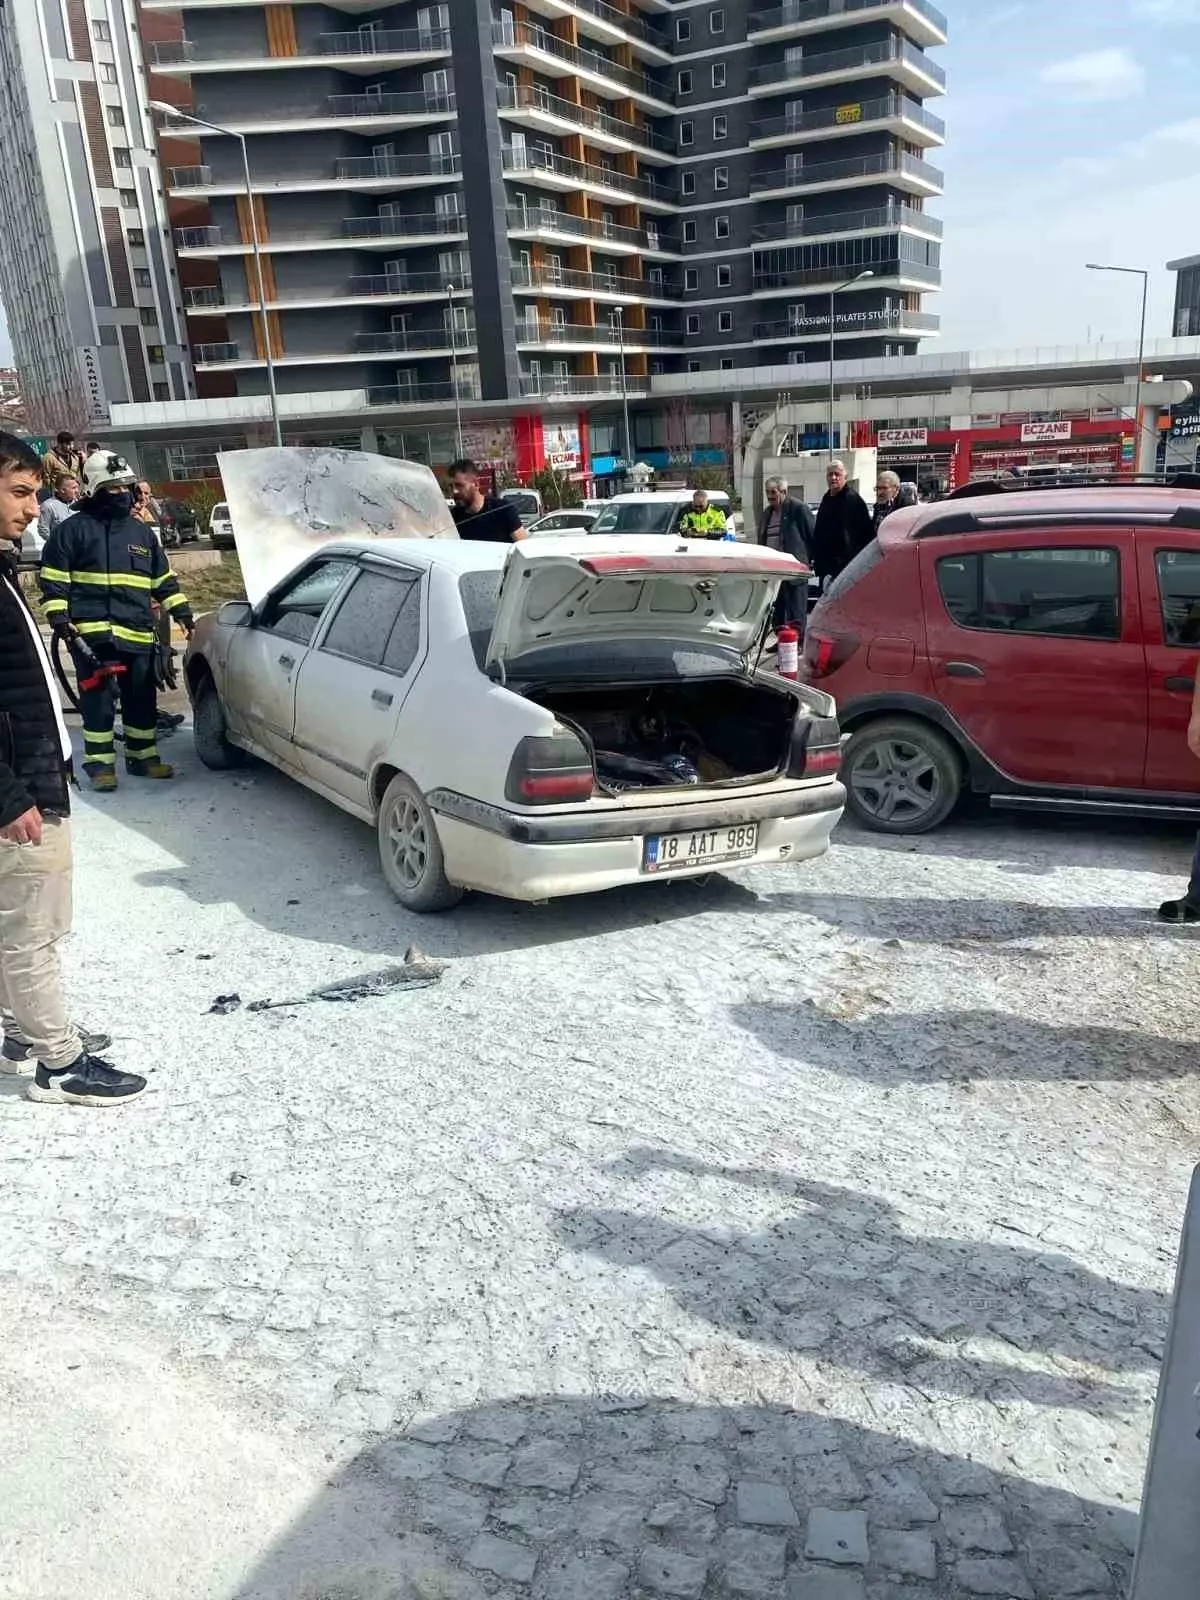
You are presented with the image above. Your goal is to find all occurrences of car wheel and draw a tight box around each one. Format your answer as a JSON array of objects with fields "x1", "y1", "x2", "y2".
[
  {"x1": 377, "y1": 773, "x2": 463, "y2": 912},
  {"x1": 192, "y1": 677, "x2": 246, "y2": 771},
  {"x1": 843, "y1": 717, "x2": 962, "y2": 834}
]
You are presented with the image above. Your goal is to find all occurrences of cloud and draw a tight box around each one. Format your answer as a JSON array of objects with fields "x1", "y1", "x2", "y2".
[
  {"x1": 1039, "y1": 47, "x2": 1145, "y2": 101},
  {"x1": 1131, "y1": 0, "x2": 1200, "y2": 19},
  {"x1": 1144, "y1": 117, "x2": 1200, "y2": 146}
]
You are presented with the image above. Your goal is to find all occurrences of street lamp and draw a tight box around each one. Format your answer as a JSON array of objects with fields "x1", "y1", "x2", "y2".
[
  {"x1": 1086, "y1": 262, "x2": 1149, "y2": 472},
  {"x1": 446, "y1": 283, "x2": 466, "y2": 459},
  {"x1": 150, "y1": 101, "x2": 282, "y2": 447},
  {"x1": 614, "y1": 304, "x2": 633, "y2": 485},
  {"x1": 828, "y1": 269, "x2": 874, "y2": 460}
]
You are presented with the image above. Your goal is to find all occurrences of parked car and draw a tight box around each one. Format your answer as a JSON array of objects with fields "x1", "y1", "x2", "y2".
[
  {"x1": 209, "y1": 501, "x2": 235, "y2": 548},
  {"x1": 185, "y1": 534, "x2": 844, "y2": 911},
  {"x1": 500, "y1": 487, "x2": 543, "y2": 524},
  {"x1": 590, "y1": 490, "x2": 734, "y2": 538},
  {"x1": 160, "y1": 498, "x2": 200, "y2": 546},
  {"x1": 802, "y1": 484, "x2": 1200, "y2": 833},
  {"x1": 526, "y1": 509, "x2": 600, "y2": 536}
]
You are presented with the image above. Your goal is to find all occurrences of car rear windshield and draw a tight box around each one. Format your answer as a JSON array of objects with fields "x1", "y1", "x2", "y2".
[
  {"x1": 591, "y1": 502, "x2": 678, "y2": 535},
  {"x1": 822, "y1": 538, "x2": 884, "y2": 603},
  {"x1": 212, "y1": 503, "x2": 229, "y2": 518}
]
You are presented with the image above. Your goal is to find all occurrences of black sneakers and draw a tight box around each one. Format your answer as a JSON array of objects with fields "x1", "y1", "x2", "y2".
[
  {"x1": 1157, "y1": 897, "x2": 1200, "y2": 924},
  {"x1": 26, "y1": 1054, "x2": 147, "y2": 1107},
  {"x1": 1, "y1": 1026, "x2": 113, "y2": 1074}
]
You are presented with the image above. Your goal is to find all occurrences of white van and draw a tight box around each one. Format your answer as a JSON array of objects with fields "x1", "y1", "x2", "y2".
[{"x1": 589, "y1": 489, "x2": 734, "y2": 538}]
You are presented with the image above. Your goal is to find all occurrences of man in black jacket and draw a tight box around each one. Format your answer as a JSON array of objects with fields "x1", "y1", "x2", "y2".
[
  {"x1": 811, "y1": 460, "x2": 875, "y2": 588},
  {"x1": 758, "y1": 475, "x2": 815, "y2": 629},
  {"x1": 0, "y1": 434, "x2": 145, "y2": 1105}
]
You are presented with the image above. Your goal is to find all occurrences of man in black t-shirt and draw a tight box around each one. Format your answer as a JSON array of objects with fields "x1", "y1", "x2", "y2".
[{"x1": 449, "y1": 459, "x2": 527, "y2": 543}]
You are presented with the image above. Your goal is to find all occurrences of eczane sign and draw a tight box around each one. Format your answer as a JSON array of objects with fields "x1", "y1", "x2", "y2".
[
  {"x1": 1020, "y1": 421, "x2": 1072, "y2": 443},
  {"x1": 877, "y1": 427, "x2": 928, "y2": 447}
]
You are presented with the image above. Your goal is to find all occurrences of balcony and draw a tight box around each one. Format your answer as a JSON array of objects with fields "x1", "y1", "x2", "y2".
[
  {"x1": 167, "y1": 154, "x2": 463, "y2": 197},
  {"x1": 174, "y1": 214, "x2": 468, "y2": 257},
  {"x1": 752, "y1": 308, "x2": 940, "y2": 341},
  {"x1": 750, "y1": 203, "x2": 943, "y2": 245},
  {"x1": 174, "y1": 226, "x2": 223, "y2": 250},
  {"x1": 498, "y1": 82, "x2": 675, "y2": 161},
  {"x1": 751, "y1": 150, "x2": 944, "y2": 200},
  {"x1": 183, "y1": 270, "x2": 471, "y2": 315},
  {"x1": 367, "y1": 379, "x2": 482, "y2": 407},
  {"x1": 752, "y1": 259, "x2": 942, "y2": 294},
  {"x1": 502, "y1": 144, "x2": 676, "y2": 211},
  {"x1": 150, "y1": 26, "x2": 452, "y2": 73},
  {"x1": 355, "y1": 330, "x2": 477, "y2": 354},
  {"x1": 749, "y1": 93, "x2": 944, "y2": 150},
  {"x1": 749, "y1": 37, "x2": 947, "y2": 97},
  {"x1": 510, "y1": 262, "x2": 684, "y2": 300},
  {"x1": 163, "y1": 89, "x2": 456, "y2": 135},
  {"x1": 748, "y1": 0, "x2": 948, "y2": 48},
  {"x1": 516, "y1": 319, "x2": 678, "y2": 348},
  {"x1": 491, "y1": 18, "x2": 672, "y2": 111},
  {"x1": 183, "y1": 286, "x2": 226, "y2": 308},
  {"x1": 192, "y1": 342, "x2": 240, "y2": 366},
  {"x1": 523, "y1": 0, "x2": 672, "y2": 58},
  {"x1": 519, "y1": 372, "x2": 651, "y2": 398},
  {"x1": 506, "y1": 204, "x2": 678, "y2": 256}
]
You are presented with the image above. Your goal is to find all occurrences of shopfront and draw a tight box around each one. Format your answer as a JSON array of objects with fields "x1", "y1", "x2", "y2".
[{"x1": 873, "y1": 416, "x2": 1137, "y2": 492}]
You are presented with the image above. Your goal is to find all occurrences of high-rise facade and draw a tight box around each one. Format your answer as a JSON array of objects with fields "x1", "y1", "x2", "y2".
[
  {"x1": 0, "y1": 0, "x2": 193, "y2": 436},
  {"x1": 143, "y1": 0, "x2": 946, "y2": 419}
]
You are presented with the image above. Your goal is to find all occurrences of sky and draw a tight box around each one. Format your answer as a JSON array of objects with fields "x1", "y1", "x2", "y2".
[{"x1": 1, "y1": 0, "x2": 1198, "y2": 370}]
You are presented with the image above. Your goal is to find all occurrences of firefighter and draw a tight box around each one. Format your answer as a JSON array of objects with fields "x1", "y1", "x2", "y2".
[
  {"x1": 39, "y1": 451, "x2": 194, "y2": 790},
  {"x1": 679, "y1": 488, "x2": 728, "y2": 539}
]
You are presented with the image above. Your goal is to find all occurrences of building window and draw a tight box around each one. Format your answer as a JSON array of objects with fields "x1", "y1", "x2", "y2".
[
  {"x1": 127, "y1": 228, "x2": 145, "y2": 247},
  {"x1": 714, "y1": 166, "x2": 729, "y2": 191},
  {"x1": 113, "y1": 147, "x2": 132, "y2": 168},
  {"x1": 106, "y1": 105, "x2": 125, "y2": 127},
  {"x1": 147, "y1": 344, "x2": 165, "y2": 364},
  {"x1": 716, "y1": 264, "x2": 732, "y2": 287},
  {"x1": 683, "y1": 220, "x2": 698, "y2": 243},
  {"x1": 651, "y1": 360, "x2": 664, "y2": 375},
  {"x1": 686, "y1": 313, "x2": 701, "y2": 335},
  {"x1": 712, "y1": 114, "x2": 728, "y2": 140},
  {"x1": 681, "y1": 171, "x2": 696, "y2": 196},
  {"x1": 720, "y1": 357, "x2": 734, "y2": 369},
  {"x1": 133, "y1": 268, "x2": 152, "y2": 288},
  {"x1": 153, "y1": 382, "x2": 170, "y2": 401},
  {"x1": 98, "y1": 325, "x2": 119, "y2": 346},
  {"x1": 788, "y1": 350, "x2": 806, "y2": 365},
  {"x1": 718, "y1": 310, "x2": 733, "y2": 332},
  {"x1": 688, "y1": 359, "x2": 701, "y2": 372},
  {"x1": 710, "y1": 8, "x2": 725, "y2": 32},
  {"x1": 685, "y1": 267, "x2": 699, "y2": 291},
  {"x1": 139, "y1": 307, "x2": 157, "y2": 326},
  {"x1": 677, "y1": 69, "x2": 693, "y2": 95},
  {"x1": 92, "y1": 19, "x2": 111, "y2": 40},
  {"x1": 98, "y1": 62, "x2": 118, "y2": 85},
  {"x1": 712, "y1": 63, "x2": 726, "y2": 89},
  {"x1": 118, "y1": 188, "x2": 137, "y2": 208},
  {"x1": 679, "y1": 120, "x2": 694, "y2": 147},
  {"x1": 715, "y1": 214, "x2": 730, "y2": 239},
  {"x1": 676, "y1": 16, "x2": 692, "y2": 40}
]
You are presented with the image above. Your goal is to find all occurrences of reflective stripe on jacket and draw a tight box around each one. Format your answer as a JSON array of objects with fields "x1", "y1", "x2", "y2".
[
  {"x1": 679, "y1": 506, "x2": 728, "y2": 538},
  {"x1": 39, "y1": 507, "x2": 192, "y2": 653}
]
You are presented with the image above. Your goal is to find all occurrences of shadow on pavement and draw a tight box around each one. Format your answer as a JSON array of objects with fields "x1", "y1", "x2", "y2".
[
  {"x1": 750, "y1": 889, "x2": 1172, "y2": 944},
  {"x1": 229, "y1": 1392, "x2": 1136, "y2": 1600},
  {"x1": 554, "y1": 1155, "x2": 1167, "y2": 1418},
  {"x1": 733, "y1": 999, "x2": 1198, "y2": 1083}
]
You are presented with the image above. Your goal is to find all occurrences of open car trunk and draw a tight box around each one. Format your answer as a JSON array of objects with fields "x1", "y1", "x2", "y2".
[{"x1": 528, "y1": 679, "x2": 796, "y2": 794}]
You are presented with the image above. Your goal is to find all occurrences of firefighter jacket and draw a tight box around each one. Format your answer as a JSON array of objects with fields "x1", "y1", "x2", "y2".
[
  {"x1": 679, "y1": 505, "x2": 728, "y2": 539},
  {"x1": 39, "y1": 507, "x2": 193, "y2": 653}
]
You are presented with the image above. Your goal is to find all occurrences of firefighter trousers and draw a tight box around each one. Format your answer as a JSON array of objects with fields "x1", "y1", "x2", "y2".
[{"x1": 78, "y1": 644, "x2": 160, "y2": 773}]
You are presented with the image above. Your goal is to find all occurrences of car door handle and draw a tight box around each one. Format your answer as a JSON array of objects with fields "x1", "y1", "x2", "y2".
[
  {"x1": 371, "y1": 688, "x2": 394, "y2": 708},
  {"x1": 945, "y1": 661, "x2": 986, "y2": 679},
  {"x1": 278, "y1": 653, "x2": 295, "y2": 670},
  {"x1": 1165, "y1": 675, "x2": 1196, "y2": 692}
]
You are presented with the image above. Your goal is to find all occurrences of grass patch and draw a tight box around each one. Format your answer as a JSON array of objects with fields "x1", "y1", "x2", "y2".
[{"x1": 182, "y1": 553, "x2": 246, "y2": 614}]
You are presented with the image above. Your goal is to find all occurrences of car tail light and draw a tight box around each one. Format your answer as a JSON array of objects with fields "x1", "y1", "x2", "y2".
[
  {"x1": 506, "y1": 729, "x2": 594, "y2": 806},
  {"x1": 803, "y1": 631, "x2": 860, "y2": 679},
  {"x1": 788, "y1": 713, "x2": 843, "y2": 779}
]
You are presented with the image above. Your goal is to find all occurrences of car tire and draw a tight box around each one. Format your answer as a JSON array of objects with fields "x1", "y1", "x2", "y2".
[
  {"x1": 192, "y1": 677, "x2": 247, "y2": 771},
  {"x1": 843, "y1": 717, "x2": 962, "y2": 834},
  {"x1": 377, "y1": 773, "x2": 463, "y2": 913}
]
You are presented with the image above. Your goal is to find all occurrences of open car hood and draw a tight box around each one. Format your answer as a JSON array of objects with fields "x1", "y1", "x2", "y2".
[
  {"x1": 485, "y1": 536, "x2": 808, "y2": 674},
  {"x1": 216, "y1": 447, "x2": 457, "y2": 606}
]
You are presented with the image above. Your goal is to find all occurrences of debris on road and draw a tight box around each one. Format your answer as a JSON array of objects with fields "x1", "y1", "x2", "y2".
[{"x1": 206, "y1": 947, "x2": 448, "y2": 1015}]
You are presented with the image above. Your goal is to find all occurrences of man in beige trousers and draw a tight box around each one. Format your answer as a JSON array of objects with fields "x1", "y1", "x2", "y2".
[{"x1": 0, "y1": 432, "x2": 145, "y2": 1105}]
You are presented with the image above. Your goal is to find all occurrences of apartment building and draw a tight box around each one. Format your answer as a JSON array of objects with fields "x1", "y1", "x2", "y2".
[
  {"x1": 142, "y1": 0, "x2": 946, "y2": 442},
  {"x1": 0, "y1": 0, "x2": 193, "y2": 436}
]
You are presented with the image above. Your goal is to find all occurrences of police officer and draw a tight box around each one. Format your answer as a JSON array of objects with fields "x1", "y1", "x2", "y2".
[
  {"x1": 679, "y1": 488, "x2": 728, "y2": 540},
  {"x1": 40, "y1": 452, "x2": 194, "y2": 790}
]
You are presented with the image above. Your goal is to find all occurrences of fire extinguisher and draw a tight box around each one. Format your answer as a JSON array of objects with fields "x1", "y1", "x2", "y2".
[{"x1": 777, "y1": 621, "x2": 800, "y2": 680}]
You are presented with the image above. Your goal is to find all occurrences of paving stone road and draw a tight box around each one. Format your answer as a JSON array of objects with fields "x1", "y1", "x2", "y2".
[{"x1": 0, "y1": 752, "x2": 1197, "y2": 1599}]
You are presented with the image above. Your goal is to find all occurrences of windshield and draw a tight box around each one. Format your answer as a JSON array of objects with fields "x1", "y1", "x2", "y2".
[
  {"x1": 213, "y1": 503, "x2": 229, "y2": 519},
  {"x1": 592, "y1": 501, "x2": 678, "y2": 535},
  {"x1": 503, "y1": 492, "x2": 540, "y2": 517}
]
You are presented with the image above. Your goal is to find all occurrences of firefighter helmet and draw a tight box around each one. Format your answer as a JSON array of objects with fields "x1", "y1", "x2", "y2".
[{"x1": 81, "y1": 450, "x2": 137, "y2": 498}]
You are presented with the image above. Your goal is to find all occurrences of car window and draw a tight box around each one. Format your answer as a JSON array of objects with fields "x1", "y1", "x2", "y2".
[
  {"x1": 383, "y1": 581, "x2": 421, "y2": 674},
  {"x1": 936, "y1": 547, "x2": 1120, "y2": 640},
  {"x1": 212, "y1": 503, "x2": 229, "y2": 519},
  {"x1": 1155, "y1": 549, "x2": 1200, "y2": 646},
  {"x1": 264, "y1": 558, "x2": 356, "y2": 645},
  {"x1": 322, "y1": 568, "x2": 419, "y2": 668},
  {"x1": 459, "y1": 569, "x2": 503, "y2": 669},
  {"x1": 591, "y1": 502, "x2": 677, "y2": 535}
]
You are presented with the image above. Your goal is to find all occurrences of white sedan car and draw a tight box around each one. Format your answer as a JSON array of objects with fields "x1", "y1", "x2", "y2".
[{"x1": 185, "y1": 455, "x2": 844, "y2": 911}]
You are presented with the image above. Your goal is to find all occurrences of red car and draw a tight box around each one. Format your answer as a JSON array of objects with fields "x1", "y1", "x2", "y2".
[{"x1": 802, "y1": 486, "x2": 1200, "y2": 832}]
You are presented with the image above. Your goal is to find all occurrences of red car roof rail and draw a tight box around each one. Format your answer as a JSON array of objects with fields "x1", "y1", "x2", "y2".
[{"x1": 915, "y1": 503, "x2": 1200, "y2": 538}]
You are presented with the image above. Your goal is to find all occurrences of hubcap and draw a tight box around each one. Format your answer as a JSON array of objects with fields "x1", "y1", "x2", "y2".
[
  {"x1": 387, "y1": 795, "x2": 429, "y2": 889},
  {"x1": 849, "y1": 737, "x2": 942, "y2": 824}
]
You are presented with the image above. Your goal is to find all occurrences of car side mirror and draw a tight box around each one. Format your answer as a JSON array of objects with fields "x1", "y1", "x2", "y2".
[{"x1": 219, "y1": 600, "x2": 253, "y2": 627}]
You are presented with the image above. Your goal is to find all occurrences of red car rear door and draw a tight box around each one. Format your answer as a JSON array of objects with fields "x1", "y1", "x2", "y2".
[
  {"x1": 1138, "y1": 534, "x2": 1200, "y2": 796},
  {"x1": 918, "y1": 527, "x2": 1147, "y2": 788}
]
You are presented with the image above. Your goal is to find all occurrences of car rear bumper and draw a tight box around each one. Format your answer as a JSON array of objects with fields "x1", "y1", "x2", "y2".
[{"x1": 430, "y1": 782, "x2": 845, "y2": 901}]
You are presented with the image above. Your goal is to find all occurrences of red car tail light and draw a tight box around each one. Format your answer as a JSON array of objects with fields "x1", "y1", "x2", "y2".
[
  {"x1": 506, "y1": 731, "x2": 595, "y2": 806},
  {"x1": 803, "y1": 631, "x2": 860, "y2": 679},
  {"x1": 788, "y1": 713, "x2": 843, "y2": 779}
]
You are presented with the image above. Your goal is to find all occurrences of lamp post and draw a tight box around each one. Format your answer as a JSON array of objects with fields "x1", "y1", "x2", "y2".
[
  {"x1": 827, "y1": 269, "x2": 874, "y2": 460},
  {"x1": 151, "y1": 102, "x2": 282, "y2": 447},
  {"x1": 614, "y1": 304, "x2": 633, "y2": 485},
  {"x1": 1086, "y1": 262, "x2": 1150, "y2": 472},
  {"x1": 447, "y1": 282, "x2": 464, "y2": 459}
]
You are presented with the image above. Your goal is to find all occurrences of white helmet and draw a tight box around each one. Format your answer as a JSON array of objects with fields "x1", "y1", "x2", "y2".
[{"x1": 82, "y1": 450, "x2": 137, "y2": 498}]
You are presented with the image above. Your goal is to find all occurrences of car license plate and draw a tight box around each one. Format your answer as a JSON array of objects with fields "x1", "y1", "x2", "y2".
[{"x1": 642, "y1": 823, "x2": 759, "y2": 874}]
